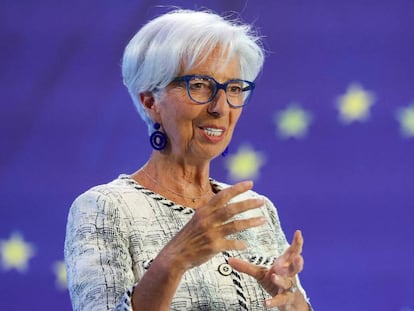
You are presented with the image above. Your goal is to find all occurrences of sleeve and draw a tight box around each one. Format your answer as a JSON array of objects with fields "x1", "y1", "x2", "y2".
[
  {"x1": 64, "y1": 189, "x2": 136, "y2": 311},
  {"x1": 261, "y1": 196, "x2": 290, "y2": 255}
]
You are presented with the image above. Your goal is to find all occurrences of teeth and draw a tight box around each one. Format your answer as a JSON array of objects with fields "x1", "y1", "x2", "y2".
[{"x1": 204, "y1": 128, "x2": 223, "y2": 137}]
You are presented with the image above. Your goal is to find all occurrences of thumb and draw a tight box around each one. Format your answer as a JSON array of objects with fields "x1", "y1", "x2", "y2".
[{"x1": 228, "y1": 257, "x2": 266, "y2": 280}]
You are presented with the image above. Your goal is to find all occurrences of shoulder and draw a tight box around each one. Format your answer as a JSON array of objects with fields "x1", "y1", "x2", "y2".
[{"x1": 68, "y1": 175, "x2": 149, "y2": 221}]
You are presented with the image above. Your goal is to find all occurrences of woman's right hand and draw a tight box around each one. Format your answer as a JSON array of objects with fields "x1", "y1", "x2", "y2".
[{"x1": 160, "y1": 180, "x2": 266, "y2": 273}]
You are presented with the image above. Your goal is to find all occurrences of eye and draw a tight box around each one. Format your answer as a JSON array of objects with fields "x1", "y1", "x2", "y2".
[
  {"x1": 191, "y1": 82, "x2": 206, "y2": 89},
  {"x1": 227, "y1": 83, "x2": 243, "y2": 95},
  {"x1": 189, "y1": 78, "x2": 213, "y2": 91}
]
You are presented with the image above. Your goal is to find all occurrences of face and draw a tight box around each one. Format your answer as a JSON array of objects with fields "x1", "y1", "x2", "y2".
[{"x1": 150, "y1": 51, "x2": 243, "y2": 161}]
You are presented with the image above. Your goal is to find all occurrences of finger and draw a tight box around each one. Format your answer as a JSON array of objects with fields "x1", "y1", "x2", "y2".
[
  {"x1": 290, "y1": 230, "x2": 304, "y2": 254},
  {"x1": 219, "y1": 216, "x2": 266, "y2": 236},
  {"x1": 264, "y1": 291, "x2": 295, "y2": 308},
  {"x1": 228, "y1": 257, "x2": 267, "y2": 280},
  {"x1": 279, "y1": 230, "x2": 304, "y2": 261},
  {"x1": 208, "y1": 180, "x2": 254, "y2": 210},
  {"x1": 270, "y1": 274, "x2": 294, "y2": 291},
  {"x1": 221, "y1": 239, "x2": 248, "y2": 251},
  {"x1": 270, "y1": 251, "x2": 304, "y2": 278},
  {"x1": 292, "y1": 254, "x2": 304, "y2": 274},
  {"x1": 222, "y1": 197, "x2": 264, "y2": 220},
  {"x1": 272, "y1": 254, "x2": 304, "y2": 277}
]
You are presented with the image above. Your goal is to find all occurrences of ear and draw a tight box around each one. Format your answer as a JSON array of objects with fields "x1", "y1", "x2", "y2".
[{"x1": 140, "y1": 91, "x2": 160, "y2": 121}]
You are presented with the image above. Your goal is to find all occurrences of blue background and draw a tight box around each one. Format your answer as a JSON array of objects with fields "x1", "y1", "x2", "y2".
[{"x1": 1, "y1": 1, "x2": 413, "y2": 310}]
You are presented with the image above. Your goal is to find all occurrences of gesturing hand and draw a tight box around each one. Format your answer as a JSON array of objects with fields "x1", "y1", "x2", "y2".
[
  {"x1": 228, "y1": 230, "x2": 309, "y2": 310},
  {"x1": 160, "y1": 180, "x2": 266, "y2": 273}
]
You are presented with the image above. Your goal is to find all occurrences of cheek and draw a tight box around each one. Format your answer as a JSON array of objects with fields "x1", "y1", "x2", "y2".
[
  {"x1": 160, "y1": 91, "x2": 199, "y2": 119},
  {"x1": 230, "y1": 109, "x2": 243, "y2": 127},
  {"x1": 159, "y1": 103, "x2": 200, "y2": 138}
]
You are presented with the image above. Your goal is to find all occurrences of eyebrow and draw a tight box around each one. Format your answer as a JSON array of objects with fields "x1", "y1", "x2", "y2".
[{"x1": 187, "y1": 73, "x2": 242, "y2": 82}]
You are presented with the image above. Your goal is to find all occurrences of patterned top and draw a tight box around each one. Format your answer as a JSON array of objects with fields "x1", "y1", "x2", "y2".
[{"x1": 64, "y1": 175, "x2": 309, "y2": 311}]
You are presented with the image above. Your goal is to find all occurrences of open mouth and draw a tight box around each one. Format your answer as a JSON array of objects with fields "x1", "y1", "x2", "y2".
[{"x1": 203, "y1": 127, "x2": 224, "y2": 137}]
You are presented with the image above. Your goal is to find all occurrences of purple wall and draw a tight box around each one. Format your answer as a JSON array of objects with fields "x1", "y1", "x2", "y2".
[{"x1": 1, "y1": 1, "x2": 413, "y2": 310}]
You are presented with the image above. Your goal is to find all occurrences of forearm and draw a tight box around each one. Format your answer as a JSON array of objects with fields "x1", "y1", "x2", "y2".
[{"x1": 131, "y1": 255, "x2": 185, "y2": 311}]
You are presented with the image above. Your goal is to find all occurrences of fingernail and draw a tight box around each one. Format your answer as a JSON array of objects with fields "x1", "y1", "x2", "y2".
[{"x1": 265, "y1": 300, "x2": 271, "y2": 307}]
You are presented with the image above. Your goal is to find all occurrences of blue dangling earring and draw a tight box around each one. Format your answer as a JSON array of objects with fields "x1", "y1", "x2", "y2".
[
  {"x1": 150, "y1": 122, "x2": 168, "y2": 150},
  {"x1": 221, "y1": 146, "x2": 229, "y2": 157}
]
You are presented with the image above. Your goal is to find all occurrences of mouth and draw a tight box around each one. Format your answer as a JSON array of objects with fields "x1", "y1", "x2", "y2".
[
  {"x1": 203, "y1": 127, "x2": 224, "y2": 137},
  {"x1": 199, "y1": 126, "x2": 226, "y2": 142}
]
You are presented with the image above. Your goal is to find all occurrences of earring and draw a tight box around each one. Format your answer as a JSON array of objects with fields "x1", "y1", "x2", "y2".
[
  {"x1": 221, "y1": 146, "x2": 229, "y2": 157},
  {"x1": 150, "y1": 122, "x2": 167, "y2": 150}
]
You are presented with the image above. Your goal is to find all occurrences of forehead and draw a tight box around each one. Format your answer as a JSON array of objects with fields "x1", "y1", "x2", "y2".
[{"x1": 180, "y1": 48, "x2": 241, "y2": 79}]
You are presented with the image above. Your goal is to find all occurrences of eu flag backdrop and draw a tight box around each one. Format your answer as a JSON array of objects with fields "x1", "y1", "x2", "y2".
[{"x1": 1, "y1": 1, "x2": 413, "y2": 310}]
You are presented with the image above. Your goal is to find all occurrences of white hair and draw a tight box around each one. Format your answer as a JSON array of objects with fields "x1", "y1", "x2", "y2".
[{"x1": 122, "y1": 9, "x2": 265, "y2": 133}]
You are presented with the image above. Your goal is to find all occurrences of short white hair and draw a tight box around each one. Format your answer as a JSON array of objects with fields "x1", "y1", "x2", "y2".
[{"x1": 122, "y1": 9, "x2": 265, "y2": 133}]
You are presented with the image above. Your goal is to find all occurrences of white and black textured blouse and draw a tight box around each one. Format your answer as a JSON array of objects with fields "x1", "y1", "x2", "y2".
[{"x1": 64, "y1": 175, "x2": 309, "y2": 311}]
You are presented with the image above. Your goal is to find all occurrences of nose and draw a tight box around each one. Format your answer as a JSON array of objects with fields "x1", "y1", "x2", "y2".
[{"x1": 207, "y1": 89, "x2": 229, "y2": 117}]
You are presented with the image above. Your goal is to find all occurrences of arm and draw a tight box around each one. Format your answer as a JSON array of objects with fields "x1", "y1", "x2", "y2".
[
  {"x1": 64, "y1": 190, "x2": 135, "y2": 311},
  {"x1": 129, "y1": 244, "x2": 185, "y2": 311},
  {"x1": 66, "y1": 181, "x2": 267, "y2": 311},
  {"x1": 229, "y1": 230, "x2": 310, "y2": 310},
  {"x1": 130, "y1": 180, "x2": 266, "y2": 311},
  {"x1": 229, "y1": 198, "x2": 312, "y2": 310}
]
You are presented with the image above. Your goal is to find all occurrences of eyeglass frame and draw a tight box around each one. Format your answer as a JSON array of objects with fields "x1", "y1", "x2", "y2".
[{"x1": 171, "y1": 74, "x2": 256, "y2": 108}]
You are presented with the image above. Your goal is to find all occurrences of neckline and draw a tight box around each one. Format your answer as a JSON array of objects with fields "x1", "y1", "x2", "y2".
[
  {"x1": 118, "y1": 174, "x2": 222, "y2": 212},
  {"x1": 140, "y1": 167, "x2": 213, "y2": 203}
]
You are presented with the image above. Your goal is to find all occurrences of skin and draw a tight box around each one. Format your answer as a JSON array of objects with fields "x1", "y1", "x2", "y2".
[
  {"x1": 130, "y1": 50, "x2": 309, "y2": 310},
  {"x1": 229, "y1": 230, "x2": 309, "y2": 310}
]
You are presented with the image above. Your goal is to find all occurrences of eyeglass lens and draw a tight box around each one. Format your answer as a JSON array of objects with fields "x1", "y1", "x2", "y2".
[{"x1": 187, "y1": 76, "x2": 252, "y2": 107}]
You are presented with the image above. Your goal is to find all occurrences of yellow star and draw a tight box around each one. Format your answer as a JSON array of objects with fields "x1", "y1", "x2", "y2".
[
  {"x1": 0, "y1": 232, "x2": 35, "y2": 272},
  {"x1": 274, "y1": 104, "x2": 312, "y2": 139},
  {"x1": 225, "y1": 144, "x2": 266, "y2": 181},
  {"x1": 337, "y1": 84, "x2": 376, "y2": 123},
  {"x1": 396, "y1": 104, "x2": 414, "y2": 138},
  {"x1": 53, "y1": 260, "x2": 67, "y2": 289}
]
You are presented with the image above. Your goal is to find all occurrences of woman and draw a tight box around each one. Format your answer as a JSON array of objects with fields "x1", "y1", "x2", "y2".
[{"x1": 65, "y1": 9, "x2": 312, "y2": 311}]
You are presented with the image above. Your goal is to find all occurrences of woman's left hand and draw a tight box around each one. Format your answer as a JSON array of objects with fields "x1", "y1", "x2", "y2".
[{"x1": 228, "y1": 230, "x2": 309, "y2": 310}]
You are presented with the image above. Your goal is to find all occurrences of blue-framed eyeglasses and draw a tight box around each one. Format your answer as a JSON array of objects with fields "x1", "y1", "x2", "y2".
[{"x1": 172, "y1": 75, "x2": 255, "y2": 108}]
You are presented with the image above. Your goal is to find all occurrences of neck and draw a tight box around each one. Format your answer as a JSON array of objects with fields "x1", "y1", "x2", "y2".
[{"x1": 133, "y1": 154, "x2": 213, "y2": 206}]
